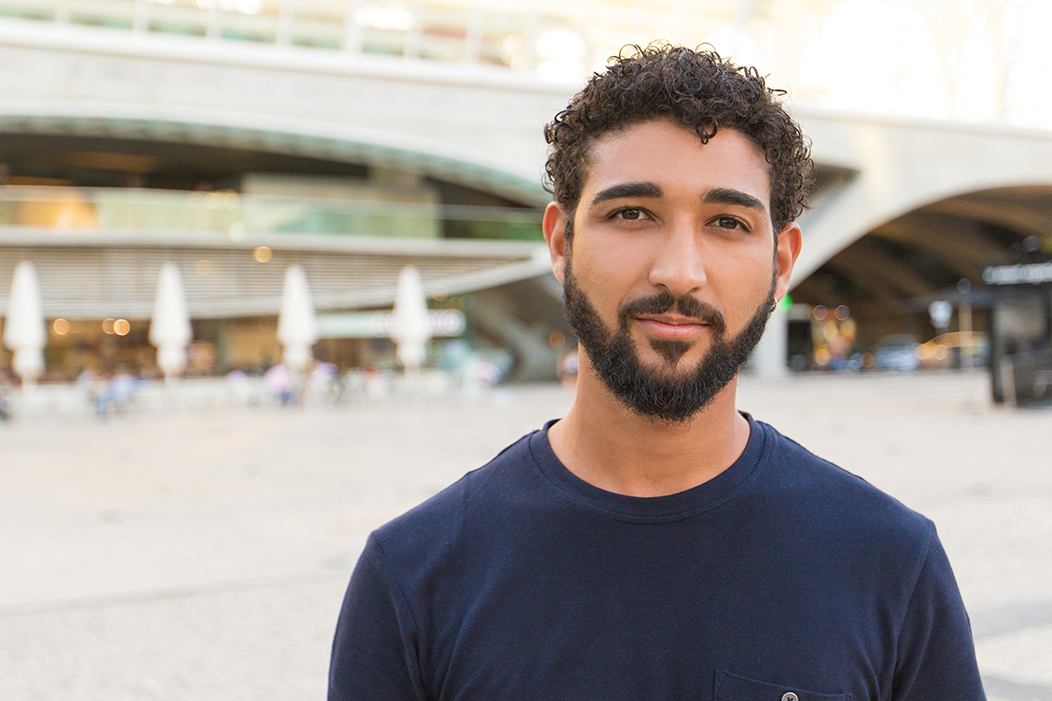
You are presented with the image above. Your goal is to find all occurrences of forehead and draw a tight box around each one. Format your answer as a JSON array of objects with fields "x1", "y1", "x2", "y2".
[{"x1": 580, "y1": 119, "x2": 771, "y2": 207}]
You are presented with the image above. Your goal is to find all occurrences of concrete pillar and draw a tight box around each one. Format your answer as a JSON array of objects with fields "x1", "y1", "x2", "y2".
[
  {"x1": 133, "y1": 0, "x2": 148, "y2": 33},
  {"x1": 277, "y1": 0, "x2": 294, "y2": 47},
  {"x1": 343, "y1": 0, "x2": 364, "y2": 53},
  {"x1": 751, "y1": 303, "x2": 789, "y2": 378}
]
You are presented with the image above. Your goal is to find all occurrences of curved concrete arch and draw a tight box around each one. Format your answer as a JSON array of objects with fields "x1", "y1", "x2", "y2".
[
  {"x1": 9, "y1": 19, "x2": 1052, "y2": 278},
  {"x1": 868, "y1": 215, "x2": 996, "y2": 281},
  {"x1": 922, "y1": 187, "x2": 1052, "y2": 238},
  {"x1": 794, "y1": 113, "x2": 1052, "y2": 284},
  {"x1": 0, "y1": 101, "x2": 550, "y2": 206},
  {"x1": 0, "y1": 21, "x2": 572, "y2": 205}
]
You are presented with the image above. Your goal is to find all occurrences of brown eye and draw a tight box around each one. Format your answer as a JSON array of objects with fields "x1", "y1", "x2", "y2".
[
  {"x1": 715, "y1": 216, "x2": 746, "y2": 230},
  {"x1": 617, "y1": 208, "x2": 643, "y2": 220}
]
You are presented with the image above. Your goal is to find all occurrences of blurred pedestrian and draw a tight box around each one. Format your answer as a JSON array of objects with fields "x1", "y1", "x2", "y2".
[
  {"x1": 263, "y1": 362, "x2": 294, "y2": 406},
  {"x1": 306, "y1": 360, "x2": 339, "y2": 404},
  {"x1": 0, "y1": 369, "x2": 11, "y2": 421},
  {"x1": 109, "y1": 366, "x2": 137, "y2": 414},
  {"x1": 557, "y1": 344, "x2": 579, "y2": 395}
]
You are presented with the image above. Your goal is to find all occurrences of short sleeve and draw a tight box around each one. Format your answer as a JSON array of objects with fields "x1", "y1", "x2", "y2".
[
  {"x1": 893, "y1": 524, "x2": 986, "y2": 701},
  {"x1": 328, "y1": 534, "x2": 428, "y2": 701}
]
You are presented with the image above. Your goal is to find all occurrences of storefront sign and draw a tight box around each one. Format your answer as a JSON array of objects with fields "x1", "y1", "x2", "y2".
[
  {"x1": 318, "y1": 310, "x2": 466, "y2": 339},
  {"x1": 982, "y1": 262, "x2": 1052, "y2": 286}
]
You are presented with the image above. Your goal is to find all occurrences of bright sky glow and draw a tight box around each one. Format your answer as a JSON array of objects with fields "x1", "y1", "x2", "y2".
[
  {"x1": 531, "y1": 0, "x2": 1052, "y2": 130},
  {"x1": 47, "y1": 0, "x2": 1052, "y2": 131}
]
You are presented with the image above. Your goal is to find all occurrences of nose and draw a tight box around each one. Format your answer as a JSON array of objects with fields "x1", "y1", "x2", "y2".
[{"x1": 647, "y1": 219, "x2": 707, "y2": 297}]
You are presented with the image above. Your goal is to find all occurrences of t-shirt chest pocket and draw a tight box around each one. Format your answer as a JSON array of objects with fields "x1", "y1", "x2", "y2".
[{"x1": 715, "y1": 670, "x2": 852, "y2": 701}]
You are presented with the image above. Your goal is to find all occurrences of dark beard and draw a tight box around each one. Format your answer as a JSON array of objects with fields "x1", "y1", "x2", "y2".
[{"x1": 563, "y1": 260, "x2": 775, "y2": 424}]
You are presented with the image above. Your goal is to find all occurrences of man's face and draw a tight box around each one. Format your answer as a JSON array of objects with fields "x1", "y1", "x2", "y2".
[{"x1": 543, "y1": 119, "x2": 800, "y2": 423}]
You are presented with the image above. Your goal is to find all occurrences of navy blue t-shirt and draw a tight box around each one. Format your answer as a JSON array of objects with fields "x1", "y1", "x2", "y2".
[{"x1": 329, "y1": 416, "x2": 985, "y2": 701}]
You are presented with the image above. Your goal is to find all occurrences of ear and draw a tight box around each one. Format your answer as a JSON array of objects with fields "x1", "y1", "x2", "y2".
[
  {"x1": 542, "y1": 201, "x2": 570, "y2": 284},
  {"x1": 774, "y1": 221, "x2": 802, "y2": 302}
]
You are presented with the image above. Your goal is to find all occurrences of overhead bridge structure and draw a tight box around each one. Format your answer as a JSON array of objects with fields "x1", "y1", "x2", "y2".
[{"x1": 2, "y1": 7, "x2": 1052, "y2": 378}]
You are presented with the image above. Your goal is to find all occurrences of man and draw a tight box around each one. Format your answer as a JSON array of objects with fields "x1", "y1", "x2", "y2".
[{"x1": 329, "y1": 44, "x2": 985, "y2": 700}]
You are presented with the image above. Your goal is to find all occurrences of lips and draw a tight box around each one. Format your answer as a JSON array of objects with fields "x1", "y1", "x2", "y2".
[
  {"x1": 617, "y1": 291, "x2": 727, "y2": 337},
  {"x1": 635, "y1": 314, "x2": 707, "y2": 340}
]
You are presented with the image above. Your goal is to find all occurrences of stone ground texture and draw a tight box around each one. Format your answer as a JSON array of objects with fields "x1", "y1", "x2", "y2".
[{"x1": 1, "y1": 372, "x2": 1049, "y2": 700}]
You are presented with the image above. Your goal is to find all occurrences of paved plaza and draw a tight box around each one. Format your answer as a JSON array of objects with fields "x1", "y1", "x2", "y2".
[{"x1": 1, "y1": 371, "x2": 1050, "y2": 700}]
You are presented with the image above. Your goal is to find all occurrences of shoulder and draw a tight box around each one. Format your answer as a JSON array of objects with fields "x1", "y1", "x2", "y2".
[
  {"x1": 759, "y1": 420, "x2": 926, "y2": 515},
  {"x1": 754, "y1": 419, "x2": 935, "y2": 557},
  {"x1": 369, "y1": 427, "x2": 545, "y2": 569}
]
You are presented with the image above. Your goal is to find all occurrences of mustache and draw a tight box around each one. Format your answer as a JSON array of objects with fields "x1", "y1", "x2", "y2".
[{"x1": 617, "y1": 291, "x2": 727, "y2": 336}]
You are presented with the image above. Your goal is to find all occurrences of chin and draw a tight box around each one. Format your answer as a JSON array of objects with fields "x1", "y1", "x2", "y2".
[{"x1": 642, "y1": 338, "x2": 699, "y2": 368}]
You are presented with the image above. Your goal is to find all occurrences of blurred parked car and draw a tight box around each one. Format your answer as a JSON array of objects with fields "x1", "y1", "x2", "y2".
[
  {"x1": 872, "y1": 334, "x2": 920, "y2": 371},
  {"x1": 917, "y1": 332, "x2": 990, "y2": 369}
]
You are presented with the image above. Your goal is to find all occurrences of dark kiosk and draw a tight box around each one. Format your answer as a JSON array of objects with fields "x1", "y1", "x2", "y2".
[{"x1": 984, "y1": 236, "x2": 1052, "y2": 405}]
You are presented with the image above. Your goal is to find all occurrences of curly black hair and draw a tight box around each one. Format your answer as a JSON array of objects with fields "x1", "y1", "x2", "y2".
[{"x1": 544, "y1": 43, "x2": 812, "y2": 235}]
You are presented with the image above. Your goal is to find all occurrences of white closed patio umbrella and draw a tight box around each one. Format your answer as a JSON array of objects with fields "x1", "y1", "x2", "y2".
[
  {"x1": 392, "y1": 265, "x2": 431, "y2": 372},
  {"x1": 276, "y1": 264, "x2": 319, "y2": 371},
  {"x1": 148, "y1": 262, "x2": 193, "y2": 383},
  {"x1": 3, "y1": 261, "x2": 47, "y2": 386}
]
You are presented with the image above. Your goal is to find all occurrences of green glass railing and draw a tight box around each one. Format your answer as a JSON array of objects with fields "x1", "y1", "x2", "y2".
[{"x1": 0, "y1": 186, "x2": 544, "y2": 241}]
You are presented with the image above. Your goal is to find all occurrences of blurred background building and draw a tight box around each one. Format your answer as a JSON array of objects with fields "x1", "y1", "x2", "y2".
[{"x1": 1, "y1": 0, "x2": 1051, "y2": 394}]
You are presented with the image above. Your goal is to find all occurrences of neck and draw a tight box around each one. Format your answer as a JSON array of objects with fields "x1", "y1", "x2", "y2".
[{"x1": 548, "y1": 361, "x2": 751, "y2": 498}]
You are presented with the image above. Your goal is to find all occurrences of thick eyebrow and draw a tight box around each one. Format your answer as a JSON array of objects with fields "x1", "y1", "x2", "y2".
[
  {"x1": 590, "y1": 183, "x2": 767, "y2": 218},
  {"x1": 703, "y1": 187, "x2": 768, "y2": 216},
  {"x1": 590, "y1": 181, "x2": 663, "y2": 206}
]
